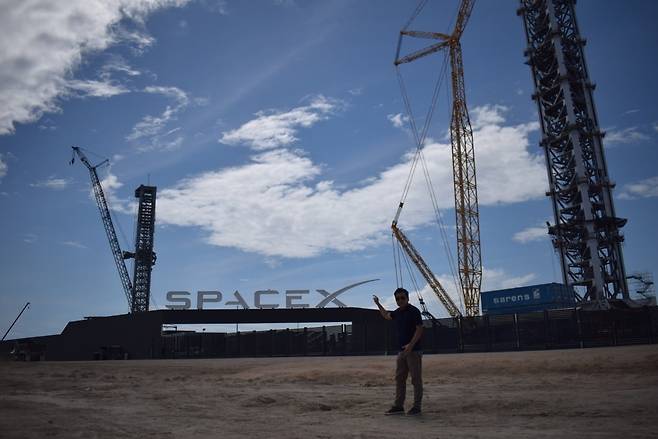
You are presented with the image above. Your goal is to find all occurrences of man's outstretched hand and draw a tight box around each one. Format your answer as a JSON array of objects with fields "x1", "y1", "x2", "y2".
[{"x1": 372, "y1": 295, "x2": 380, "y2": 305}]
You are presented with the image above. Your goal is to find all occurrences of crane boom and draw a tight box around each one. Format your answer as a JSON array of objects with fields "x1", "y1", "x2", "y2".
[
  {"x1": 392, "y1": 223, "x2": 462, "y2": 317},
  {"x1": 394, "y1": 0, "x2": 482, "y2": 317},
  {"x1": 448, "y1": 33, "x2": 482, "y2": 318},
  {"x1": 71, "y1": 147, "x2": 133, "y2": 311}
]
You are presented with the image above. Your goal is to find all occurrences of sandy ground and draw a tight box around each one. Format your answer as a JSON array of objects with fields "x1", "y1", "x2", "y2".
[{"x1": 1, "y1": 345, "x2": 657, "y2": 439}]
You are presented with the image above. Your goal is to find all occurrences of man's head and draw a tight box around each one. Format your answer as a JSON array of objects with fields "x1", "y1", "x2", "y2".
[{"x1": 394, "y1": 287, "x2": 409, "y2": 307}]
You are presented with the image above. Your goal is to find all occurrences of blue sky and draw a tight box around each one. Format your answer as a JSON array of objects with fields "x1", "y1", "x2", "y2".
[{"x1": 1, "y1": 0, "x2": 657, "y2": 338}]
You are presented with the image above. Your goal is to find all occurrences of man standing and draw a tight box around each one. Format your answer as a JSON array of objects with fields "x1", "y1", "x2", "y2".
[{"x1": 373, "y1": 287, "x2": 424, "y2": 416}]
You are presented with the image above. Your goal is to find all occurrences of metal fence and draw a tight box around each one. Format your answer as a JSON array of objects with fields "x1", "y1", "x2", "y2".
[{"x1": 159, "y1": 307, "x2": 658, "y2": 358}]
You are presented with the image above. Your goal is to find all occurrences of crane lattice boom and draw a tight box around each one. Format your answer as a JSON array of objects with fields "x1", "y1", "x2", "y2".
[
  {"x1": 71, "y1": 147, "x2": 133, "y2": 311},
  {"x1": 392, "y1": 223, "x2": 462, "y2": 317},
  {"x1": 394, "y1": 0, "x2": 482, "y2": 316}
]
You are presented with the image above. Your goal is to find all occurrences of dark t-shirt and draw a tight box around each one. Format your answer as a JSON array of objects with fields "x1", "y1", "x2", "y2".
[{"x1": 391, "y1": 304, "x2": 423, "y2": 352}]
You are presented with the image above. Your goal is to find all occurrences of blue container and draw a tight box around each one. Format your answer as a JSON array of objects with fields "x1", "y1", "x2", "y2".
[{"x1": 481, "y1": 283, "x2": 575, "y2": 315}]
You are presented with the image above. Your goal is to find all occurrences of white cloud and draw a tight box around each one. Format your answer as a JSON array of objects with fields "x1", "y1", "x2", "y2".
[
  {"x1": 100, "y1": 56, "x2": 141, "y2": 79},
  {"x1": 623, "y1": 109, "x2": 640, "y2": 115},
  {"x1": 653, "y1": 122, "x2": 658, "y2": 133},
  {"x1": 202, "y1": 0, "x2": 229, "y2": 14},
  {"x1": 97, "y1": 172, "x2": 137, "y2": 214},
  {"x1": 618, "y1": 176, "x2": 658, "y2": 200},
  {"x1": 348, "y1": 87, "x2": 363, "y2": 96},
  {"x1": 0, "y1": 0, "x2": 191, "y2": 135},
  {"x1": 471, "y1": 104, "x2": 507, "y2": 129},
  {"x1": 219, "y1": 96, "x2": 341, "y2": 150},
  {"x1": 513, "y1": 225, "x2": 547, "y2": 243},
  {"x1": 62, "y1": 240, "x2": 87, "y2": 249},
  {"x1": 24, "y1": 233, "x2": 38, "y2": 244},
  {"x1": 482, "y1": 268, "x2": 537, "y2": 291},
  {"x1": 0, "y1": 154, "x2": 7, "y2": 182},
  {"x1": 605, "y1": 126, "x2": 650, "y2": 146},
  {"x1": 387, "y1": 113, "x2": 410, "y2": 129},
  {"x1": 127, "y1": 86, "x2": 189, "y2": 151},
  {"x1": 66, "y1": 79, "x2": 129, "y2": 98},
  {"x1": 157, "y1": 104, "x2": 546, "y2": 258},
  {"x1": 30, "y1": 177, "x2": 72, "y2": 190}
]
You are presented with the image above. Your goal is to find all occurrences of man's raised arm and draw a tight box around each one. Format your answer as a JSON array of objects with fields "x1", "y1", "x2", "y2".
[{"x1": 373, "y1": 295, "x2": 392, "y2": 320}]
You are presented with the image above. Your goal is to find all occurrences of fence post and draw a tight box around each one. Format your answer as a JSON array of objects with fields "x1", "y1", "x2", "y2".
[
  {"x1": 575, "y1": 308, "x2": 584, "y2": 349},
  {"x1": 432, "y1": 319, "x2": 438, "y2": 354},
  {"x1": 485, "y1": 315, "x2": 491, "y2": 351},
  {"x1": 458, "y1": 316, "x2": 464, "y2": 353},
  {"x1": 543, "y1": 310, "x2": 550, "y2": 349},
  {"x1": 646, "y1": 307, "x2": 655, "y2": 344},
  {"x1": 514, "y1": 313, "x2": 520, "y2": 350},
  {"x1": 322, "y1": 326, "x2": 327, "y2": 355},
  {"x1": 611, "y1": 310, "x2": 618, "y2": 347}
]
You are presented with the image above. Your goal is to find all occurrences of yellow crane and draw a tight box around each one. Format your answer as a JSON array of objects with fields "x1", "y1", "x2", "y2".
[{"x1": 393, "y1": 0, "x2": 481, "y2": 317}]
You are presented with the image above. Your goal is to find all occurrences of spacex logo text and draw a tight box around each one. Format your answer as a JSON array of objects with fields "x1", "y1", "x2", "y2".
[{"x1": 165, "y1": 279, "x2": 378, "y2": 310}]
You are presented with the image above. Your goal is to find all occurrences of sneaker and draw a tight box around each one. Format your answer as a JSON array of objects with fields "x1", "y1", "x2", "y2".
[
  {"x1": 406, "y1": 406, "x2": 421, "y2": 416},
  {"x1": 385, "y1": 406, "x2": 405, "y2": 415}
]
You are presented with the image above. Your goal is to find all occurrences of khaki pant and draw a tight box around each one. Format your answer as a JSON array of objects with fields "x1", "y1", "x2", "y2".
[{"x1": 394, "y1": 351, "x2": 423, "y2": 409}]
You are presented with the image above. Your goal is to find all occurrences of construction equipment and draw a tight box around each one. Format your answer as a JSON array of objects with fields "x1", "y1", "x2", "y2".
[
  {"x1": 70, "y1": 147, "x2": 156, "y2": 313},
  {"x1": 518, "y1": 0, "x2": 629, "y2": 308},
  {"x1": 393, "y1": 0, "x2": 481, "y2": 317},
  {"x1": 392, "y1": 223, "x2": 461, "y2": 317}
]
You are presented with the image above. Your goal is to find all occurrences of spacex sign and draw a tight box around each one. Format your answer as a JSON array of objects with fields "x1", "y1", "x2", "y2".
[{"x1": 165, "y1": 279, "x2": 378, "y2": 310}]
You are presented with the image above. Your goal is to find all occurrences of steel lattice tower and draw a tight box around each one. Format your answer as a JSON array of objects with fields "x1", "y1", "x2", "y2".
[
  {"x1": 130, "y1": 185, "x2": 157, "y2": 313},
  {"x1": 518, "y1": 0, "x2": 629, "y2": 308}
]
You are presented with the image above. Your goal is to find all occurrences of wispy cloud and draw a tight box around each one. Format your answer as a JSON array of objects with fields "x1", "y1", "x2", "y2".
[
  {"x1": 387, "y1": 113, "x2": 410, "y2": 129},
  {"x1": 605, "y1": 126, "x2": 650, "y2": 146},
  {"x1": 220, "y1": 95, "x2": 342, "y2": 150},
  {"x1": 126, "y1": 86, "x2": 190, "y2": 151},
  {"x1": 23, "y1": 233, "x2": 38, "y2": 244},
  {"x1": 157, "y1": 103, "x2": 546, "y2": 258},
  {"x1": 513, "y1": 224, "x2": 548, "y2": 243},
  {"x1": 30, "y1": 176, "x2": 72, "y2": 190},
  {"x1": 0, "y1": 0, "x2": 192, "y2": 136},
  {"x1": 624, "y1": 109, "x2": 640, "y2": 115},
  {"x1": 61, "y1": 240, "x2": 87, "y2": 249},
  {"x1": 201, "y1": 0, "x2": 229, "y2": 14},
  {"x1": 618, "y1": 176, "x2": 658, "y2": 200},
  {"x1": 348, "y1": 87, "x2": 363, "y2": 96},
  {"x1": 100, "y1": 56, "x2": 141, "y2": 80},
  {"x1": 66, "y1": 79, "x2": 129, "y2": 98},
  {"x1": 653, "y1": 122, "x2": 658, "y2": 133}
]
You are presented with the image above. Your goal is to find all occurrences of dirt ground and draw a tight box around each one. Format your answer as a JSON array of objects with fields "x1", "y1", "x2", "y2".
[{"x1": 1, "y1": 344, "x2": 657, "y2": 438}]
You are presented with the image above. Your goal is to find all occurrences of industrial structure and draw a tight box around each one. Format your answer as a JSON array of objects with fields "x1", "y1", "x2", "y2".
[
  {"x1": 392, "y1": 0, "x2": 481, "y2": 317},
  {"x1": 71, "y1": 147, "x2": 157, "y2": 313},
  {"x1": 4, "y1": 1, "x2": 655, "y2": 363},
  {"x1": 518, "y1": 0, "x2": 629, "y2": 309}
]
